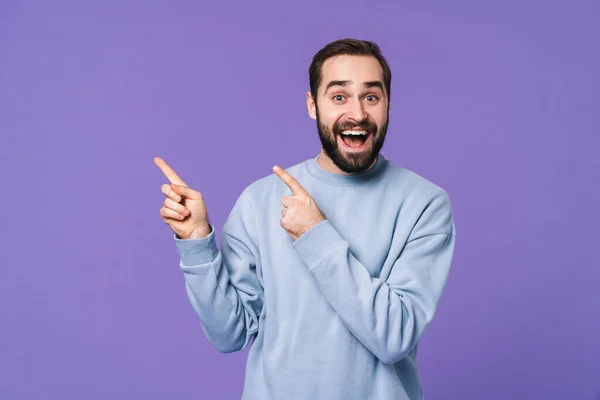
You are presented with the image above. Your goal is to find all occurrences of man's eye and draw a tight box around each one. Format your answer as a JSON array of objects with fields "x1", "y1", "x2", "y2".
[
  {"x1": 333, "y1": 95, "x2": 345, "y2": 102},
  {"x1": 365, "y1": 95, "x2": 378, "y2": 102}
]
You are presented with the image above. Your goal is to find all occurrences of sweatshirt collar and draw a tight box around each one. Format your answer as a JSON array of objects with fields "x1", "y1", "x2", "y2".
[{"x1": 306, "y1": 152, "x2": 387, "y2": 186}]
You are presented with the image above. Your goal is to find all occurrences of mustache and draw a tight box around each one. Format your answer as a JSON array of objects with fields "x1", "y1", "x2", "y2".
[{"x1": 333, "y1": 119, "x2": 378, "y2": 135}]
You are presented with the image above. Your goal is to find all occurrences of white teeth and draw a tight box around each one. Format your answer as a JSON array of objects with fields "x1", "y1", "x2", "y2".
[{"x1": 341, "y1": 130, "x2": 368, "y2": 135}]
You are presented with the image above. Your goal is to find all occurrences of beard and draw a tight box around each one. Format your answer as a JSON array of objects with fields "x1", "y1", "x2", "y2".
[{"x1": 316, "y1": 106, "x2": 388, "y2": 174}]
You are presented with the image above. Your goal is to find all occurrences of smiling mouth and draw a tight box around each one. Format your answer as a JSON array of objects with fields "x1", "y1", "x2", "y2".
[{"x1": 338, "y1": 131, "x2": 372, "y2": 150}]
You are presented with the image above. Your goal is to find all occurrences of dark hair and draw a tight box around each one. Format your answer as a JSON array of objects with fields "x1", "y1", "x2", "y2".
[{"x1": 309, "y1": 38, "x2": 392, "y2": 105}]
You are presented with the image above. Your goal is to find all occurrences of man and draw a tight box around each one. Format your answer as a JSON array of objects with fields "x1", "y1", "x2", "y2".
[{"x1": 155, "y1": 38, "x2": 456, "y2": 400}]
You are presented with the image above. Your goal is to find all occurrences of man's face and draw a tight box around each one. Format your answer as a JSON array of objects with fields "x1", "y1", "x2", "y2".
[{"x1": 308, "y1": 55, "x2": 389, "y2": 174}]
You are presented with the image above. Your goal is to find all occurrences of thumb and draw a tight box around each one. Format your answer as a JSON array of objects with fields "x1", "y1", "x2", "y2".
[{"x1": 171, "y1": 184, "x2": 203, "y2": 200}]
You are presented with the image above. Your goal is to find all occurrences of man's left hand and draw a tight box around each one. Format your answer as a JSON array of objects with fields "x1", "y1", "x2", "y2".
[{"x1": 273, "y1": 165, "x2": 326, "y2": 241}]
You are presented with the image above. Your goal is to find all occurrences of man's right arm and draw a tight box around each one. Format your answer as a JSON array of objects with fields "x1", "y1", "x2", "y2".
[{"x1": 174, "y1": 189, "x2": 264, "y2": 353}]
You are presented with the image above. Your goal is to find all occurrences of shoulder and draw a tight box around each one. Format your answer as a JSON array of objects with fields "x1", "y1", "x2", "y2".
[
  {"x1": 384, "y1": 160, "x2": 450, "y2": 201},
  {"x1": 383, "y1": 160, "x2": 455, "y2": 236}
]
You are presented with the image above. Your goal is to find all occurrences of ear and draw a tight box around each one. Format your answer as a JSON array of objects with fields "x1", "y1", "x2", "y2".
[{"x1": 306, "y1": 91, "x2": 317, "y2": 120}]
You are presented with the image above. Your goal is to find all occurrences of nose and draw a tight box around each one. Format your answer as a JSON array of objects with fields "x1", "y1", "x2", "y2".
[{"x1": 346, "y1": 98, "x2": 366, "y2": 123}]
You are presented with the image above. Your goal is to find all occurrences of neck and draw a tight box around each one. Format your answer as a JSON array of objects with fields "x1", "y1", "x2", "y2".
[{"x1": 317, "y1": 148, "x2": 378, "y2": 175}]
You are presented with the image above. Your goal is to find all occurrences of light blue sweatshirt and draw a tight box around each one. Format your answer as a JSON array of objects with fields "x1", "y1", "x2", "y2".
[{"x1": 174, "y1": 152, "x2": 456, "y2": 400}]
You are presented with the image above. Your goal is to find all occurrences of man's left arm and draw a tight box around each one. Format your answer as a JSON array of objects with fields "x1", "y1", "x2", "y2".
[{"x1": 292, "y1": 190, "x2": 456, "y2": 365}]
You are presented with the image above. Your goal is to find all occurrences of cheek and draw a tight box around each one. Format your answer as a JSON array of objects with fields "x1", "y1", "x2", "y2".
[
  {"x1": 317, "y1": 105, "x2": 342, "y2": 124},
  {"x1": 370, "y1": 107, "x2": 388, "y2": 126},
  {"x1": 320, "y1": 117, "x2": 335, "y2": 129}
]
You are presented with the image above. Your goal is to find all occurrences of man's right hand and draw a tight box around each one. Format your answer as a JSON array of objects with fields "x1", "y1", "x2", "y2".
[{"x1": 154, "y1": 156, "x2": 211, "y2": 240}]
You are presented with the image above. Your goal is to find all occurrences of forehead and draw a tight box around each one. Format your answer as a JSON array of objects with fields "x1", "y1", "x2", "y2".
[{"x1": 320, "y1": 55, "x2": 384, "y2": 88}]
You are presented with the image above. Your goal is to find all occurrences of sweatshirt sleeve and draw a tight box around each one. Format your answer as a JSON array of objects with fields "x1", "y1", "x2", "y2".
[
  {"x1": 292, "y1": 189, "x2": 456, "y2": 365},
  {"x1": 174, "y1": 188, "x2": 263, "y2": 354}
]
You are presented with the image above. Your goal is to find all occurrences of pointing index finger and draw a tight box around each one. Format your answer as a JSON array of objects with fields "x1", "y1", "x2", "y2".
[
  {"x1": 273, "y1": 165, "x2": 308, "y2": 197},
  {"x1": 154, "y1": 157, "x2": 188, "y2": 186}
]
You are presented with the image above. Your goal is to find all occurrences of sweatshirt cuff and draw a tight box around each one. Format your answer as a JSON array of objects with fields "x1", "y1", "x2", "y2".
[
  {"x1": 174, "y1": 224, "x2": 218, "y2": 266},
  {"x1": 292, "y1": 219, "x2": 346, "y2": 268}
]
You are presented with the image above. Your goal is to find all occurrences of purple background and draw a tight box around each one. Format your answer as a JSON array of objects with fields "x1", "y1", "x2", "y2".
[{"x1": 1, "y1": 1, "x2": 598, "y2": 399}]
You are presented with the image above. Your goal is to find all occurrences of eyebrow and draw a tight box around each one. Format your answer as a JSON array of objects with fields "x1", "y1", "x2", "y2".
[{"x1": 324, "y1": 80, "x2": 384, "y2": 93}]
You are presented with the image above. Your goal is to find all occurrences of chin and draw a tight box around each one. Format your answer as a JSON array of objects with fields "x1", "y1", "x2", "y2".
[{"x1": 334, "y1": 151, "x2": 376, "y2": 174}]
